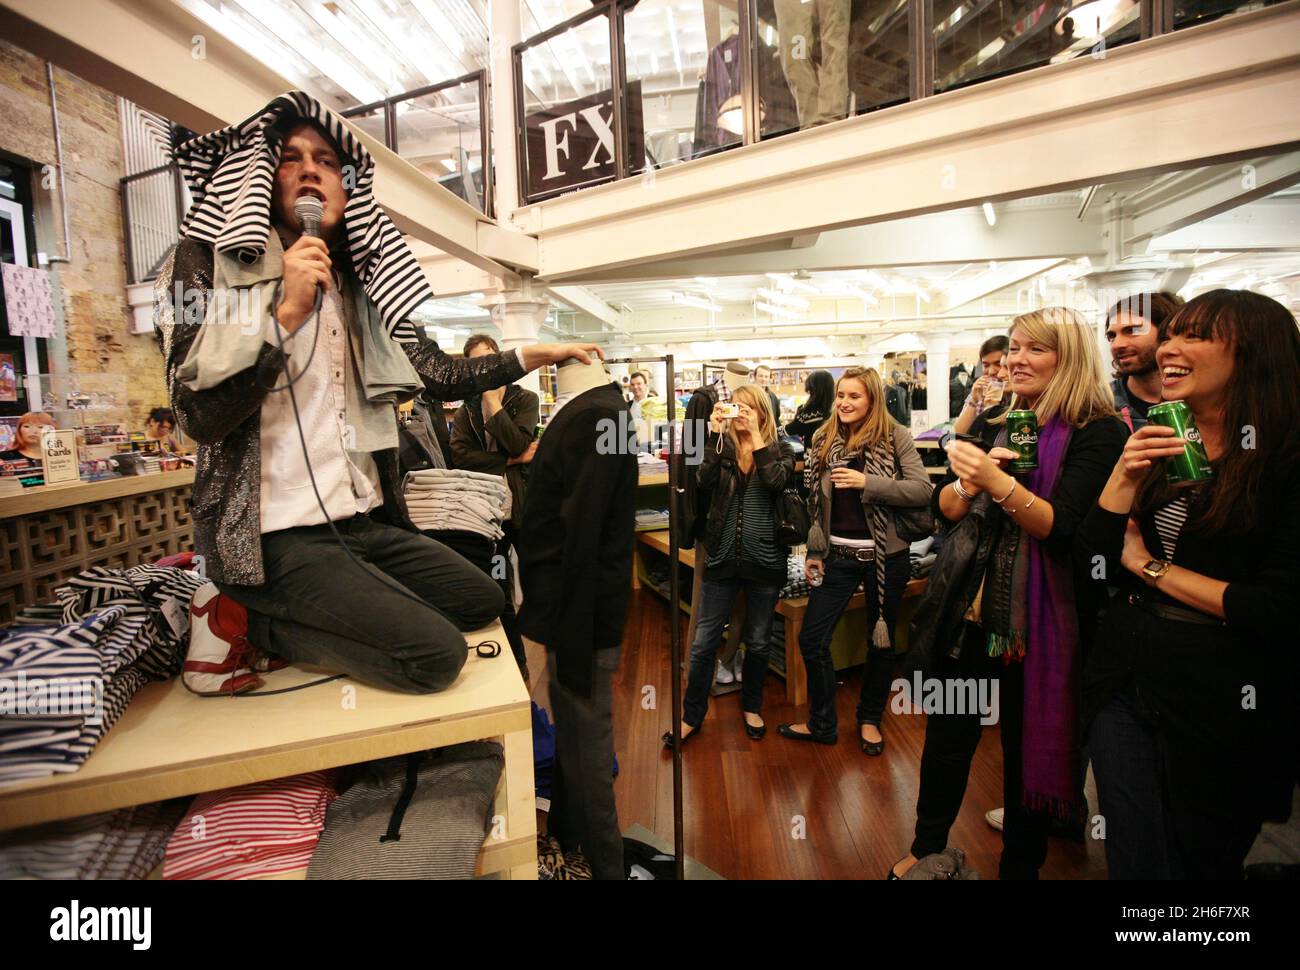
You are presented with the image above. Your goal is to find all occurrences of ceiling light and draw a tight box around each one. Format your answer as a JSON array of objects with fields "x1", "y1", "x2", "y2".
[
  {"x1": 983, "y1": 202, "x2": 996, "y2": 227},
  {"x1": 755, "y1": 301, "x2": 802, "y2": 318},
  {"x1": 441, "y1": 158, "x2": 458, "y2": 171},
  {"x1": 673, "y1": 293, "x2": 722, "y2": 312},
  {"x1": 756, "y1": 288, "x2": 810, "y2": 310}
]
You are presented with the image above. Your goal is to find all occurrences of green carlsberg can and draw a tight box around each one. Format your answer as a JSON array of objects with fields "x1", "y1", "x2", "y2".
[
  {"x1": 1007, "y1": 410, "x2": 1039, "y2": 473},
  {"x1": 1148, "y1": 400, "x2": 1213, "y2": 487}
]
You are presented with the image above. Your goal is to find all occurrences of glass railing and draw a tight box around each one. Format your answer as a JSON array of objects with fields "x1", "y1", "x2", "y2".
[
  {"x1": 342, "y1": 71, "x2": 492, "y2": 217},
  {"x1": 1173, "y1": 0, "x2": 1285, "y2": 29}
]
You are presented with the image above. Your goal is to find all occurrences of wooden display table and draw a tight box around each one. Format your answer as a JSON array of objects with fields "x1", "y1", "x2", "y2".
[
  {"x1": 0, "y1": 469, "x2": 196, "y2": 626},
  {"x1": 0, "y1": 622, "x2": 537, "y2": 880}
]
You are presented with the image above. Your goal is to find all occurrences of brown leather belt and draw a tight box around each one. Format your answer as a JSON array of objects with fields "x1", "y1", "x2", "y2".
[
  {"x1": 829, "y1": 544, "x2": 875, "y2": 562},
  {"x1": 1127, "y1": 593, "x2": 1223, "y2": 627}
]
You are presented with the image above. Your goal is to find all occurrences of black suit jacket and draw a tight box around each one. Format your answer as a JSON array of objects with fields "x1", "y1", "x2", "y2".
[{"x1": 518, "y1": 383, "x2": 638, "y2": 696}]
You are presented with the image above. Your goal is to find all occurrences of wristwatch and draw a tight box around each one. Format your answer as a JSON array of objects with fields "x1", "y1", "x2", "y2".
[{"x1": 1141, "y1": 559, "x2": 1172, "y2": 587}]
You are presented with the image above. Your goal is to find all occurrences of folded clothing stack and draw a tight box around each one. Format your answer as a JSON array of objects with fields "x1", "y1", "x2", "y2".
[
  {"x1": 909, "y1": 536, "x2": 937, "y2": 579},
  {"x1": 778, "y1": 554, "x2": 809, "y2": 600},
  {"x1": 163, "y1": 770, "x2": 338, "y2": 880},
  {"x1": 636, "y1": 451, "x2": 668, "y2": 477},
  {"x1": 403, "y1": 468, "x2": 509, "y2": 542},
  {"x1": 0, "y1": 798, "x2": 190, "y2": 880},
  {"x1": 0, "y1": 564, "x2": 207, "y2": 789},
  {"x1": 635, "y1": 507, "x2": 670, "y2": 530}
]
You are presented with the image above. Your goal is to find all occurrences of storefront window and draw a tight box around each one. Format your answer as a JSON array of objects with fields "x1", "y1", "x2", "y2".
[
  {"x1": 393, "y1": 79, "x2": 488, "y2": 214},
  {"x1": 934, "y1": 0, "x2": 1140, "y2": 94},
  {"x1": 518, "y1": 11, "x2": 616, "y2": 200},
  {"x1": 624, "y1": 0, "x2": 737, "y2": 170},
  {"x1": 341, "y1": 103, "x2": 389, "y2": 148},
  {"x1": 1174, "y1": 0, "x2": 1283, "y2": 29}
]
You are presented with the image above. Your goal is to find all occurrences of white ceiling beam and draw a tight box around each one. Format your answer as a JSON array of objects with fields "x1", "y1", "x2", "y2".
[
  {"x1": 1125, "y1": 152, "x2": 1300, "y2": 244},
  {"x1": 937, "y1": 259, "x2": 1066, "y2": 313},
  {"x1": 559, "y1": 205, "x2": 1108, "y2": 283},
  {"x1": 1148, "y1": 196, "x2": 1300, "y2": 252},
  {"x1": 0, "y1": 0, "x2": 532, "y2": 275},
  {"x1": 518, "y1": 4, "x2": 1300, "y2": 282},
  {"x1": 545, "y1": 285, "x2": 623, "y2": 326}
]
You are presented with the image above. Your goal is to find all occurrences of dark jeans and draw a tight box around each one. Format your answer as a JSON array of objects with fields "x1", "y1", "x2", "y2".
[
  {"x1": 548, "y1": 645, "x2": 624, "y2": 880},
  {"x1": 796, "y1": 550, "x2": 910, "y2": 738},
  {"x1": 425, "y1": 524, "x2": 528, "y2": 683},
  {"x1": 1090, "y1": 691, "x2": 1261, "y2": 880},
  {"x1": 219, "y1": 515, "x2": 503, "y2": 693},
  {"x1": 912, "y1": 624, "x2": 1052, "y2": 879},
  {"x1": 683, "y1": 577, "x2": 781, "y2": 728}
]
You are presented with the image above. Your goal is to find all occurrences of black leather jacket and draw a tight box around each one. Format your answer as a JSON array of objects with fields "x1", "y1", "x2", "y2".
[{"x1": 155, "y1": 239, "x2": 525, "y2": 586}]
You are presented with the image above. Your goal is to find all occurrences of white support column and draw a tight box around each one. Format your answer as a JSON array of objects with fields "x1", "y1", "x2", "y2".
[
  {"x1": 490, "y1": 0, "x2": 522, "y2": 223},
  {"x1": 490, "y1": 274, "x2": 548, "y2": 394},
  {"x1": 922, "y1": 333, "x2": 952, "y2": 431}
]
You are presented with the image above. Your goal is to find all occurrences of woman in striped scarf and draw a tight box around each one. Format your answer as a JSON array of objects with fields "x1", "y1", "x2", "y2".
[
  {"x1": 778, "y1": 367, "x2": 932, "y2": 752},
  {"x1": 662, "y1": 384, "x2": 794, "y2": 749}
]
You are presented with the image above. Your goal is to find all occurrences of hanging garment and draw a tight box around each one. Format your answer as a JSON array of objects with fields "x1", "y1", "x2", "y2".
[
  {"x1": 1, "y1": 565, "x2": 207, "y2": 789},
  {"x1": 307, "y1": 742, "x2": 503, "y2": 880}
]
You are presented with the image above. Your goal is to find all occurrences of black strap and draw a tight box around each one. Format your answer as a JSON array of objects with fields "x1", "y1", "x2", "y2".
[{"x1": 379, "y1": 753, "x2": 422, "y2": 843}]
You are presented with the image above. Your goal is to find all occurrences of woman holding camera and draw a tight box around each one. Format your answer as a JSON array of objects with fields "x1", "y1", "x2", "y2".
[
  {"x1": 662, "y1": 384, "x2": 795, "y2": 749},
  {"x1": 892, "y1": 309, "x2": 1126, "y2": 880},
  {"x1": 1080, "y1": 290, "x2": 1300, "y2": 879},
  {"x1": 778, "y1": 367, "x2": 932, "y2": 753}
]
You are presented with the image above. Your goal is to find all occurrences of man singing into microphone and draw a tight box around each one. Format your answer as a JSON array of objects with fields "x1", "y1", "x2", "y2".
[{"x1": 156, "y1": 92, "x2": 600, "y2": 695}]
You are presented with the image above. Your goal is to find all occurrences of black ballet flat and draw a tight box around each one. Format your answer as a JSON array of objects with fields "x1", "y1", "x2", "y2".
[
  {"x1": 859, "y1": 725, "x2": 885, "y2": 756},
  {"x1": 777, "y1": 723, "x2": 836, "y2": 745},
  {"x1": 743, "y1": 716, "x2": 766, "y2": 740},
  {"x1": 661, "y1": 725, "x2": 700, "y2": 751}
]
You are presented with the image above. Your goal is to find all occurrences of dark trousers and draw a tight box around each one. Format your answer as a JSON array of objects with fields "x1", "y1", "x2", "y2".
[
  {"x1": 548, "y1": 645, "x2": 624, "y2": 880},
  {"x1": 683, "y1": 577, "x2": 780, "y2": 728},
  {"x1": 219, "y1": 514, "x2": 503, "y2": 693},
  {"x1": 912, "y1": 624, "x2": 1052, "y2": 879},
  {"x1": 1090, "y1": 692, "x2": 1261, "y2": 880},
  {"x1": 797, "y1": 551, "x2": 910, "y2": 737},
  {"x1": 425, "y1": 525, "x2": 528, "y2": 683}
]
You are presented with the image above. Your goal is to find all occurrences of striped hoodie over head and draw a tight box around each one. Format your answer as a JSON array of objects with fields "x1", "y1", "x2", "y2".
[{"x1": 173, "y1": 90, "x2": 430, "y2": 343}]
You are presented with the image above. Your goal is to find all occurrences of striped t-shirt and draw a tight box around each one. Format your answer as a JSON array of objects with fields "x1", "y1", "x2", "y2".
[
  {"x1": 1153, "y1": 495, "x2": 1190, "y2": 560},
  {"x1": 706, "y1": 475, "x2": 786, "y2": 582}
]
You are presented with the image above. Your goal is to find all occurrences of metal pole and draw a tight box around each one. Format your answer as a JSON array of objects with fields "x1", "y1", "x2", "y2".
[{"x1": 665, "y1": 352, "x2": 685, "y2": 879}]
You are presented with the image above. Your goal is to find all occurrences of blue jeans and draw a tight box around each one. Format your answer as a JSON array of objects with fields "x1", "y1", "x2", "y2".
[
  {"x1": 796, "y1": 551, "x2": 910, "y2": 738},
  {"x1": 683, "y1": 577, "x2": 781, "y2": 728}
]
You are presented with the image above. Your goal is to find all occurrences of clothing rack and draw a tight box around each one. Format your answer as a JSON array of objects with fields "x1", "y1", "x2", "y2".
[{"x1": 602, "y1": 354, "x2": 683, "y2": 880}]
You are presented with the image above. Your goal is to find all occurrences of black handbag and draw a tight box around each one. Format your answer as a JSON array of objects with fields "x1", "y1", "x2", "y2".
[
  {"x1": 892, "y1": 446, "x2": 935, "y2": 542},
  {"x1": 776, "y1": 485, "x2": 810, "y2": 547}
]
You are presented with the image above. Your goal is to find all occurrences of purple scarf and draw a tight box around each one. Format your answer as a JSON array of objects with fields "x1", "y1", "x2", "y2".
[{"x1": 994, "y1": 417, "x2": 1080, "y2": 816}]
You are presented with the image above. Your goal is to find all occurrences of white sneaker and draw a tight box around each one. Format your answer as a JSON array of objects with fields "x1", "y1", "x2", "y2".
[
  {"x1": 985, "y1": 807, "x2": 1005, "y2": 832},
  {"x1": 714, "y1": 658, "x2": 734, "y2": 685},
  {"x1": 183, "y1": 583, "x2": 264, "y2": 696}
]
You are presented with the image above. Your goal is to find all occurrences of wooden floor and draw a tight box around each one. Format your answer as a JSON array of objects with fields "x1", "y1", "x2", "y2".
[{"x1": 529, "y1": 589, "x2": 1107, "y2": 881}]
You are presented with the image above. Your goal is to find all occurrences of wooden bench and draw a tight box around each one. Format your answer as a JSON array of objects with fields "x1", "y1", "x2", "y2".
[
  {"x1": 0, "y1": 621, "x2": 536, "y2": 880},
  {"x1": 633, "y1": 529, "x2": 928, "y2": 705}
]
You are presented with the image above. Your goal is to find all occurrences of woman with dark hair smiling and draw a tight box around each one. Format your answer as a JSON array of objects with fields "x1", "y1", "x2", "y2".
[
  {"x1": 786, "y1": 370, "x2": 835, "y2": 454},
  {"x1": 1079, "y1": 289, "x2": 1300, "y2": 880}
]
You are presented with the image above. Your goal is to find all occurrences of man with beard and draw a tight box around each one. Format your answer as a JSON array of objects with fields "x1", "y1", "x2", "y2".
[{"x1": 1104, "y1": 292, "x2": 1184, "y2": 431}]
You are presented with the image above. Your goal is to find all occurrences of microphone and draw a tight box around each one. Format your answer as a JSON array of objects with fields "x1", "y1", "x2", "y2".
[{"x1": 293, "y1": 194, "x2": 324, "y2": 238}]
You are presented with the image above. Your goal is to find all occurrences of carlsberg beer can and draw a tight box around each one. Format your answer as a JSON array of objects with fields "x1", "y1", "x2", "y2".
[
  {"x1": 1007, "y1": 410, "x2": 1039, "y2": 472},
  {"x1": 1148, "y1": 400, "x2": 1213, "y2": 487}
]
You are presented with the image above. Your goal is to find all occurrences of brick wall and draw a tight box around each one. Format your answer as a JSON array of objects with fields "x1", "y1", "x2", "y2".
[{"x1": 0, "y1": 39, "x2": 166, "y2": 431}]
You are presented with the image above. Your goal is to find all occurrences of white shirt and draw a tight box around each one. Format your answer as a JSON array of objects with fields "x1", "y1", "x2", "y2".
[{"x1": 258, "y1": 288, "x2": 383, "y2": 533}]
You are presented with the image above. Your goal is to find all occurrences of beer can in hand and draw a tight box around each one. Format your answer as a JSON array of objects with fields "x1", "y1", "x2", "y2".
[
  {"x1": 1148, "y1": 400, "x2": 1213, "y2": 487},
  {"x1": 1007, "y1": 410, "x2": 1039, "y2": 472}
]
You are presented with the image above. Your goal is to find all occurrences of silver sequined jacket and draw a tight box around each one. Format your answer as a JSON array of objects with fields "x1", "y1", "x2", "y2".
[{"x1": 154, "y1": 239, "x2": 525, "y2": 587}]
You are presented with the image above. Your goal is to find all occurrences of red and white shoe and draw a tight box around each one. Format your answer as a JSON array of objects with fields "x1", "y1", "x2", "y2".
[{"x1": 183, "y1": 583, "x2": 269, "y2": 695}]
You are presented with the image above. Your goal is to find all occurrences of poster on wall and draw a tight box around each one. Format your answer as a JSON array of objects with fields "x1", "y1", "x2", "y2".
[
  {"x1": 41, "y1": 428, "x2": 79, "y2": 485},
  {"x1": 1, "y1": 263, "x2": 58, "y2": 338},
  {"x1": 0, "y1": 353, "x2": 16, "y2": 402},
  {"x1": 0, "y1": 416, "x2": 18, "y2": 452},
  {"x1": 525, "y1": 82, "x2": 645, "y2": 199}
]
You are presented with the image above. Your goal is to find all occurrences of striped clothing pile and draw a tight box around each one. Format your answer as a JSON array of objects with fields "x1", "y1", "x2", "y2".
[
  {"x1": 0, "y1": 565, "x2": 207, "y2": 790},
  {"x1": 403, "y1": 468, "x2": 509, "y2": 541},
  {"x1": 163, "y1": 771, "x2": 338, "y2": 880},
  {"x1": 0, "y1": 799, "x2": 190, "y2": 880}
]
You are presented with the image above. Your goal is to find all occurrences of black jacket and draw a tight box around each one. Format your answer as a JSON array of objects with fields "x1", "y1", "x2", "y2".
[
  {"x1": 518, "y1": 383, "x2": 638, "y2": 696},
  {"x1": 671, "y1": 384, "x2": 718, "y2": 547},
  {"x1": 697, "y1": 433, "x2": 794, "y2": 578},
  {"x1": 156, "y1": 239, "x2": 525, "y2": 586},
  {"x1": 450, "y1": 384, "x2": 540, "y2": 529},
  {"x1": 1077, "y1": 452, "x2": 1300, "y2": 821},
  {"x1": 785, "y1": 404, "x2": 828, "y2": 453},
  {"x1": 907, "y1": 412, "x2": 1128, "y2": 676}
]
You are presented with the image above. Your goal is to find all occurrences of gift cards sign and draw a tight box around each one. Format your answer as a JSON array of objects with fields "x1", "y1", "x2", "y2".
[
  {"x1": 525, "y1": 82, "x2": 644, "y2": 198},
  {"x1": 41, "y1": 428, "x2": 79, "y2": 484}
]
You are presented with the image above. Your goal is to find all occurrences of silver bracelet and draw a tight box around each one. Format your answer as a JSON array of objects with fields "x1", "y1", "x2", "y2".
[
  {"x1": 951, "y1": 479, "x2": 975, "y2": 502},
  {"x1": 991, "y1": 478, "x2": 1016, "y2": 505}
]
